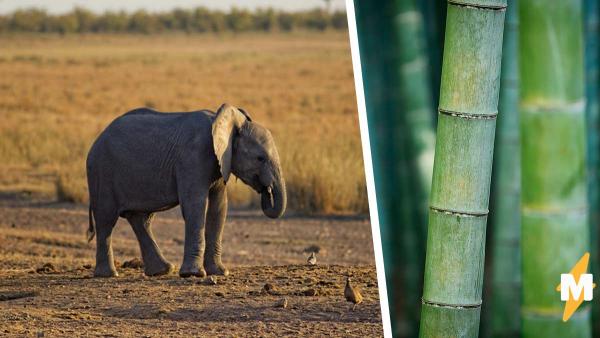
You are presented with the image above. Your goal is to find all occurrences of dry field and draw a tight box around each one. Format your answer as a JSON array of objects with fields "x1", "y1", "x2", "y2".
[
  {"x1": 0, "y1": 32, "x2": 366, "y2": 214},
  {"x1": 0, "y1": 33, "x2": 381, "y2": 336},
  {"x1": 0, "y1": 196, "x2": 381, "y2": 336}
]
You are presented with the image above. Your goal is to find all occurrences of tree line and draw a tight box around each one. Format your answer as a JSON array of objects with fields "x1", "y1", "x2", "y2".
[{"x1": 0, "y1": 7, "x2": 348, "y2": 34}]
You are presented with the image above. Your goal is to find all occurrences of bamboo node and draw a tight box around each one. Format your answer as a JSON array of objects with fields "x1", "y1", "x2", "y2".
[
  {"x1": 438, "y1": 108, "x2": 498, "y2": 120},
  {"x1": 522, "y1": 305, "x2": 590, "y2": 319},
  {"x1": 430, "y1": 206, "x2": 488, "y2": 217},
  {"x1": 521, "y1": 205, "x2": 588, "y2": 216},
  {"x1": 421, "y1": 297, "x2": 482, "y2": 309},
  {"x1": 447, "y1": 0, "x2": 507, "y2": 11}
]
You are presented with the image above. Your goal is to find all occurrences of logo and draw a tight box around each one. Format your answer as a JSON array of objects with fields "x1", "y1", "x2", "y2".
[{"x1": 555, "y1": 252, "x2": 596, "y2": 322}]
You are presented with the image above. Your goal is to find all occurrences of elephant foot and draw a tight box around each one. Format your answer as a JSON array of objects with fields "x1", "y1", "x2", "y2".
[
  {"x1": 144, "y1": 260, "x2": 174, "y2": 277},
  {"x1": 94, "y1": 265, "x2": 118, "y2": 278},
  {"x1": 179, "y1": 261, "x2": 206, "y2": 278},
  {"x1": 204, "y1": 262, "x2": 229, "y2": 276}
]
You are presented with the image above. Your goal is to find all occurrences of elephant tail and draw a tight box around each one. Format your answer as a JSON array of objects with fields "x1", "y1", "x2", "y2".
[{"x1": 87, "y1": 205, "x2": 96, "y2": 242}]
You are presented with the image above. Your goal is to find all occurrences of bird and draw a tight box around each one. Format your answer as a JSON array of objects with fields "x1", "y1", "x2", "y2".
[
  {"x1": 344, "y1": 277, "x2": 363, "y2": 310},
  {"x1": 275, "y1": 297, "x2": 288, "y2": 309},
  {"x1": 205, "y1": 276, "x2": 217, "y2": 285},
  {"x1": 307, "y1": 252, "x2": 317, "y2": 265}
]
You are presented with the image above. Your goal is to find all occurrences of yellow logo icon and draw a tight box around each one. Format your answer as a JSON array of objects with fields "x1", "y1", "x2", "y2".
[{"x1": 555, "y1": 252, "x2": 596, "y2": 322}]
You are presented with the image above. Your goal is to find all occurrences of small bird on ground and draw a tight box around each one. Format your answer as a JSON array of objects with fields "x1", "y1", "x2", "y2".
[
  {"x1": 275, "y1": 297, "x2": 288, "y2": 309},
  {"x1": 344, "y1": 277, "x2": 363, "y2": 310},
  {"x1": 307, "y1": 252, "x2": 317, "y2": 265},
  {"x1": 205, "y1": 276, "x2": 217, "y2": 285}
]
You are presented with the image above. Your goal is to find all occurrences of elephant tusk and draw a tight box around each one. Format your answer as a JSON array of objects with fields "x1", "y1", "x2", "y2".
[{"x1": 267, "y1": 186, "x2": 274, "y2": 208}]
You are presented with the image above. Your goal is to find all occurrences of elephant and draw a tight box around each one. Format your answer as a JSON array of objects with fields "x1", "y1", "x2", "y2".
[{"x1": 86, "y1": 103, "x2": 287, "y2": 278}]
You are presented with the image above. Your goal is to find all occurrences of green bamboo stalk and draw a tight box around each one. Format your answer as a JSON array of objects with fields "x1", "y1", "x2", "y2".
[
  {"x1": 520, "y1": 1, "x2": 590, "y2": 336},
  {"x1": 391, "y1": 0, "x2": 436, "y2": 336},
  {"x1": 584, "y1": 0, "x2": 600, "y2": 336},
  {"x1": 354, "y1": 0, "x2": 395, "y2": 276},
  {"x1": 489, "y1": 1, "x2": 520, "y2": 337},
  {"x1": 417, "y1": 0, "x2": 447, "y2": 120},
  {"x1": 419, "y1": 1, "x2": 506, "y2": 336},
  {"x1": 356, "y1": 1, "x2": 436, "y2": 335},
  {"x1": 355, "y1": 1, "x2": 407, "y2": 333},
  {"x1": 393, "y1": 0, "x2": 435, "y2": 198}
]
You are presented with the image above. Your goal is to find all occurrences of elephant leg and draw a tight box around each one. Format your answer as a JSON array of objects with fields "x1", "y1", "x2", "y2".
[
  {"x1": 204, "y1": 180, "x2": 229, "y2": 276},
  {"x1": 125, "y1": 212, "x2": 174, "y2": 276},
  {"x1": 178, "y1": 190, "x2": 208, "y2": 278},
  {"x1": 94, "y1": 209, "x2": 119, "y2": 278}
]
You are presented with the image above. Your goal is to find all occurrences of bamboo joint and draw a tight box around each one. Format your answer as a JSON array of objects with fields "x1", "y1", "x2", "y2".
[
  {"x1": 430, "y1": 206, "x2": 489, "y2": 217},
  {"x1": 447, "y1": 1, "x2": 507, "y2": 10},
  {"x1": 438, "y1": 108, "x2": 498, "y2": 120},
  {"x1": 422, "y1": 298, "x2": 483, "y2": 308}
]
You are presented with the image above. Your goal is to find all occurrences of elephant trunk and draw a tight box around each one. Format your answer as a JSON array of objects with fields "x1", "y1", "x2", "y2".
[{"x1": 261, "y1": 176, "x2": 286, "y2": 219}]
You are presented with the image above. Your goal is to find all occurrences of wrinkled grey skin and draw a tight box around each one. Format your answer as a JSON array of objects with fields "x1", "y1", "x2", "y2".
[{"x1": 86, "y1": 103, "x2": 286, "y2": 278}]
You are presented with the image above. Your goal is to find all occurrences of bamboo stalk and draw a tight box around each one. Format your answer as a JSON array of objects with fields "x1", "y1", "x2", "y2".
[
  {"x1": 489, "y1": 1, "x2": 520, "y2": 337},
  {"x1": 417, "y1": 0, "x2": 447, "y2": 120},
  {"x1": 419, "y1": 1, "x2": 506, "y2": 336},
  {"x1": 354, "y1": 0, "x2": 395, "y2": 271},
  {"x1": 391, "y1": 0, "x2": 436, "y2": 335},
  {"x1": 584, "y1": 0, "x2": 600, "y2": 336},
  {"x1": 519, "y1": 1, "x2": 590, "y2": 336},
  {"x1": 355, "y1": 1, "x2": 407, "y2": 333},
  {"x1": 393, "y1": 0, "x2": 436, "y2": 198},
  {"x1": 356, "y1": 1, "x2": 436, "y2": 335}
]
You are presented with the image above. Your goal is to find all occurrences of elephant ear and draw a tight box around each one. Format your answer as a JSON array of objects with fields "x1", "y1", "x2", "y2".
[
  {"x1": 237, "y1": 107, "x2": 252, "y2": 121},
  {"x1": 212, "y1": 103, "x2": 248, "y2": 183}
]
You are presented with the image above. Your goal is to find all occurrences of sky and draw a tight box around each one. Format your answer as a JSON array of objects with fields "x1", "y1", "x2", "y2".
[{"x1": 0, "y1": 0, "x2": 346, "y2": 14}]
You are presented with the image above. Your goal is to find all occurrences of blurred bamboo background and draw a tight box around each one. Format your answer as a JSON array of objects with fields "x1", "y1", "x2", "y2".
[{"x1": 354, "y1": 0, "x2": 599, "y2": 337}]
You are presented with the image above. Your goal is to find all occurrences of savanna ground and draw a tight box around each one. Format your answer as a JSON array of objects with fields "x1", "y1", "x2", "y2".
[{"x1": 0, "y1": 33, "x2": 381, "y2": 336}]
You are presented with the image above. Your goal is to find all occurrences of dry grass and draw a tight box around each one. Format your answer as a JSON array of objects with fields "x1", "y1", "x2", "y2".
[{"x1": 0, "y1": 33, "x2": 367, "y2": 214}]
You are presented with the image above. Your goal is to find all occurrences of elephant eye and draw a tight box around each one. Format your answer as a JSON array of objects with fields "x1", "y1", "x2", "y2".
[{"x1": 257, "y1": 156, "x2": 266, "y2": 163}]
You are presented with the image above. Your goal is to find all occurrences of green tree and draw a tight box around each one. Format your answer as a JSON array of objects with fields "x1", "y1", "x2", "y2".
[
  {"x1": 10, "y1": 9, "x2": 47, "y2": 32},
  {"x1": 226, "y1": 8, "x2": 253, "y2": 32},
  {"x1": 173, "y1": 8, "x2": 193, "y2": 32},
  {"x1": 331, "y1": 11, "x2": 347, "y2": 30},
  {"x1": 0, "y1": 6, "x2": 350, "y2": 34},
  {"x1": 52, "y1": 13, "x2": 79, "y2": 34},
  {"x1": 301, "y1": 9, "x2": 329, "y2": 31},
  {"x1": 73, "y1": 7, "x2": 96, "y2": 33},
  {"x1": 128, "y1": 10, "x2": 161, "y2": 34},
  {"x1": 277, "y1": 12, "x2": 296, "y2": 31},
  {"x1": 191, "y1": 7, "x2": 214, "y2": 33},
  {"x1": 254, "y1": 8, "x2": 277, "y2": 32},
  {"x1": 94, "y1": 11, "x2": 128, "y2": 32}
]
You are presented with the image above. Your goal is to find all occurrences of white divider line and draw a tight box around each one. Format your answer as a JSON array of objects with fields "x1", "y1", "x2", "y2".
[{"x1": 344, "y1": 1, "x2": 393, "y2": 337}]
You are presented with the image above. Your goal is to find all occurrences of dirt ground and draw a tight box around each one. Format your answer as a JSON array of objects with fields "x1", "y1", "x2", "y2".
[{"x1": 0, "y1": 194, "x2": 382, "y2": 337}]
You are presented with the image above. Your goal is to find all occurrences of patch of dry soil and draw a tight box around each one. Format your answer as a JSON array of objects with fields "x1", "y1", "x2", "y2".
[{"x1": 0, "y1": 197, "x2": 382, "y2": 337}]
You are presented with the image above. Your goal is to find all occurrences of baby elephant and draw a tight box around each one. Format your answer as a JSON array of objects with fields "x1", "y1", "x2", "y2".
[{"x1": 86, "y1": 103, "x2": 286, "y2": 278}]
